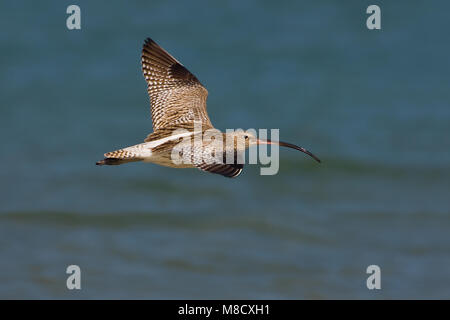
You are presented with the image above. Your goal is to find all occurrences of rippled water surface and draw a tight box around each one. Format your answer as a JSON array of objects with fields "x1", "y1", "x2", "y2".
[{"x1": 1, "y1": 1, "x2": 449, "y2": 299}]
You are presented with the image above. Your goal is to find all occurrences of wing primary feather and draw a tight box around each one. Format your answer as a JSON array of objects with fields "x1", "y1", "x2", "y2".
[{"x1": 141, "y1": 37, "x2": 213, "y2": 131}]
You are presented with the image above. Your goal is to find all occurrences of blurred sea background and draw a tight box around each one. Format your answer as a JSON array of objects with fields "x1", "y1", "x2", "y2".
[{"x1": 0, "y1": 0, "x2": 449, "y2": 299}]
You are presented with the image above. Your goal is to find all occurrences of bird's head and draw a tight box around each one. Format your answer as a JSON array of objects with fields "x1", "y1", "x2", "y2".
[
  {"x1": 226, "y1": 131, "x2": 257, "y2": 150},
  {"x1": 226, "y1": 131, "x2": 321, "y2": 163}
]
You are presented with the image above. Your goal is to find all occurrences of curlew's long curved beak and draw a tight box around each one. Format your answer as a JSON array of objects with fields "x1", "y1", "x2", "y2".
[{"x1": 257, "y1": 139, "x2": 321, "y2": 163}]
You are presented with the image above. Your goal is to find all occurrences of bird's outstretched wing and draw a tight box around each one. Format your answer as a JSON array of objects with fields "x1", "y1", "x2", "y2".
[
  {"x1": 193, "y1": 145, "x2": 244, "y2": 178},
  {"x1": 141, "y1": 38, "x2": 212, "y2": 133},
  {"x1": 196, "y1": 162, "x2": 244, "y2": 178}
]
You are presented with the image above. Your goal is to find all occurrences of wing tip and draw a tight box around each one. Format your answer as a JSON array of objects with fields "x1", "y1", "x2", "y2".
[
  {"x1": 142, "y1": 36, "x2": 180, "y2": 66},
  {"x1": 197, "y1": 163, "x2": 244, "y2": 178},
  {"x1": 228, "y1": 168, "x2": 243, "y2": 178},
  {"x1": 144, "y1": 37, "x2": 156, "y2": 47}
]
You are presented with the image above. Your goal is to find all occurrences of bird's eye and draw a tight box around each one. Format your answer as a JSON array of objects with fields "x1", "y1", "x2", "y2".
[{"x1": 244, "y1": 135, "x2": 249, "y2": 140}]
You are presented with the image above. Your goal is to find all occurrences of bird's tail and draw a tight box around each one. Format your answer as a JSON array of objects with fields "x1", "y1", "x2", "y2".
[
  {"x1": 96, "y1": 158, "x2": 142, "y2": 165},
  {"x1": 96, "y1": 148, "x2": 143, "y2": 166}
]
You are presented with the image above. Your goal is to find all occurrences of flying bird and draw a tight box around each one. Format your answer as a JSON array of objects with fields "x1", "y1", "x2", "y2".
[{"x1": 96, "y1": 38, "x2": 320, "y2": 178}]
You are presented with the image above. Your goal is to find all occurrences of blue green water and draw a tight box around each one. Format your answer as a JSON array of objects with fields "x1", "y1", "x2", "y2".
[{"x1": 1, "y1": 0, "x2": 449, "y2": 299}]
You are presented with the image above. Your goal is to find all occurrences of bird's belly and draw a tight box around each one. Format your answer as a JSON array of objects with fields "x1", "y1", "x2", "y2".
[{"x1": 143, "y1": 153, "x2": 194, "y2": 168}]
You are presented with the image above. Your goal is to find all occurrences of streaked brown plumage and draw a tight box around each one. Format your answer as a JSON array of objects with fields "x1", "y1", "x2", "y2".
[
  {"x1": 96, "y1": 38, "x2": 320, "y2": 178},
  {"x1": 141, "y1": 39, "x2": 213, "y2": 130}
]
